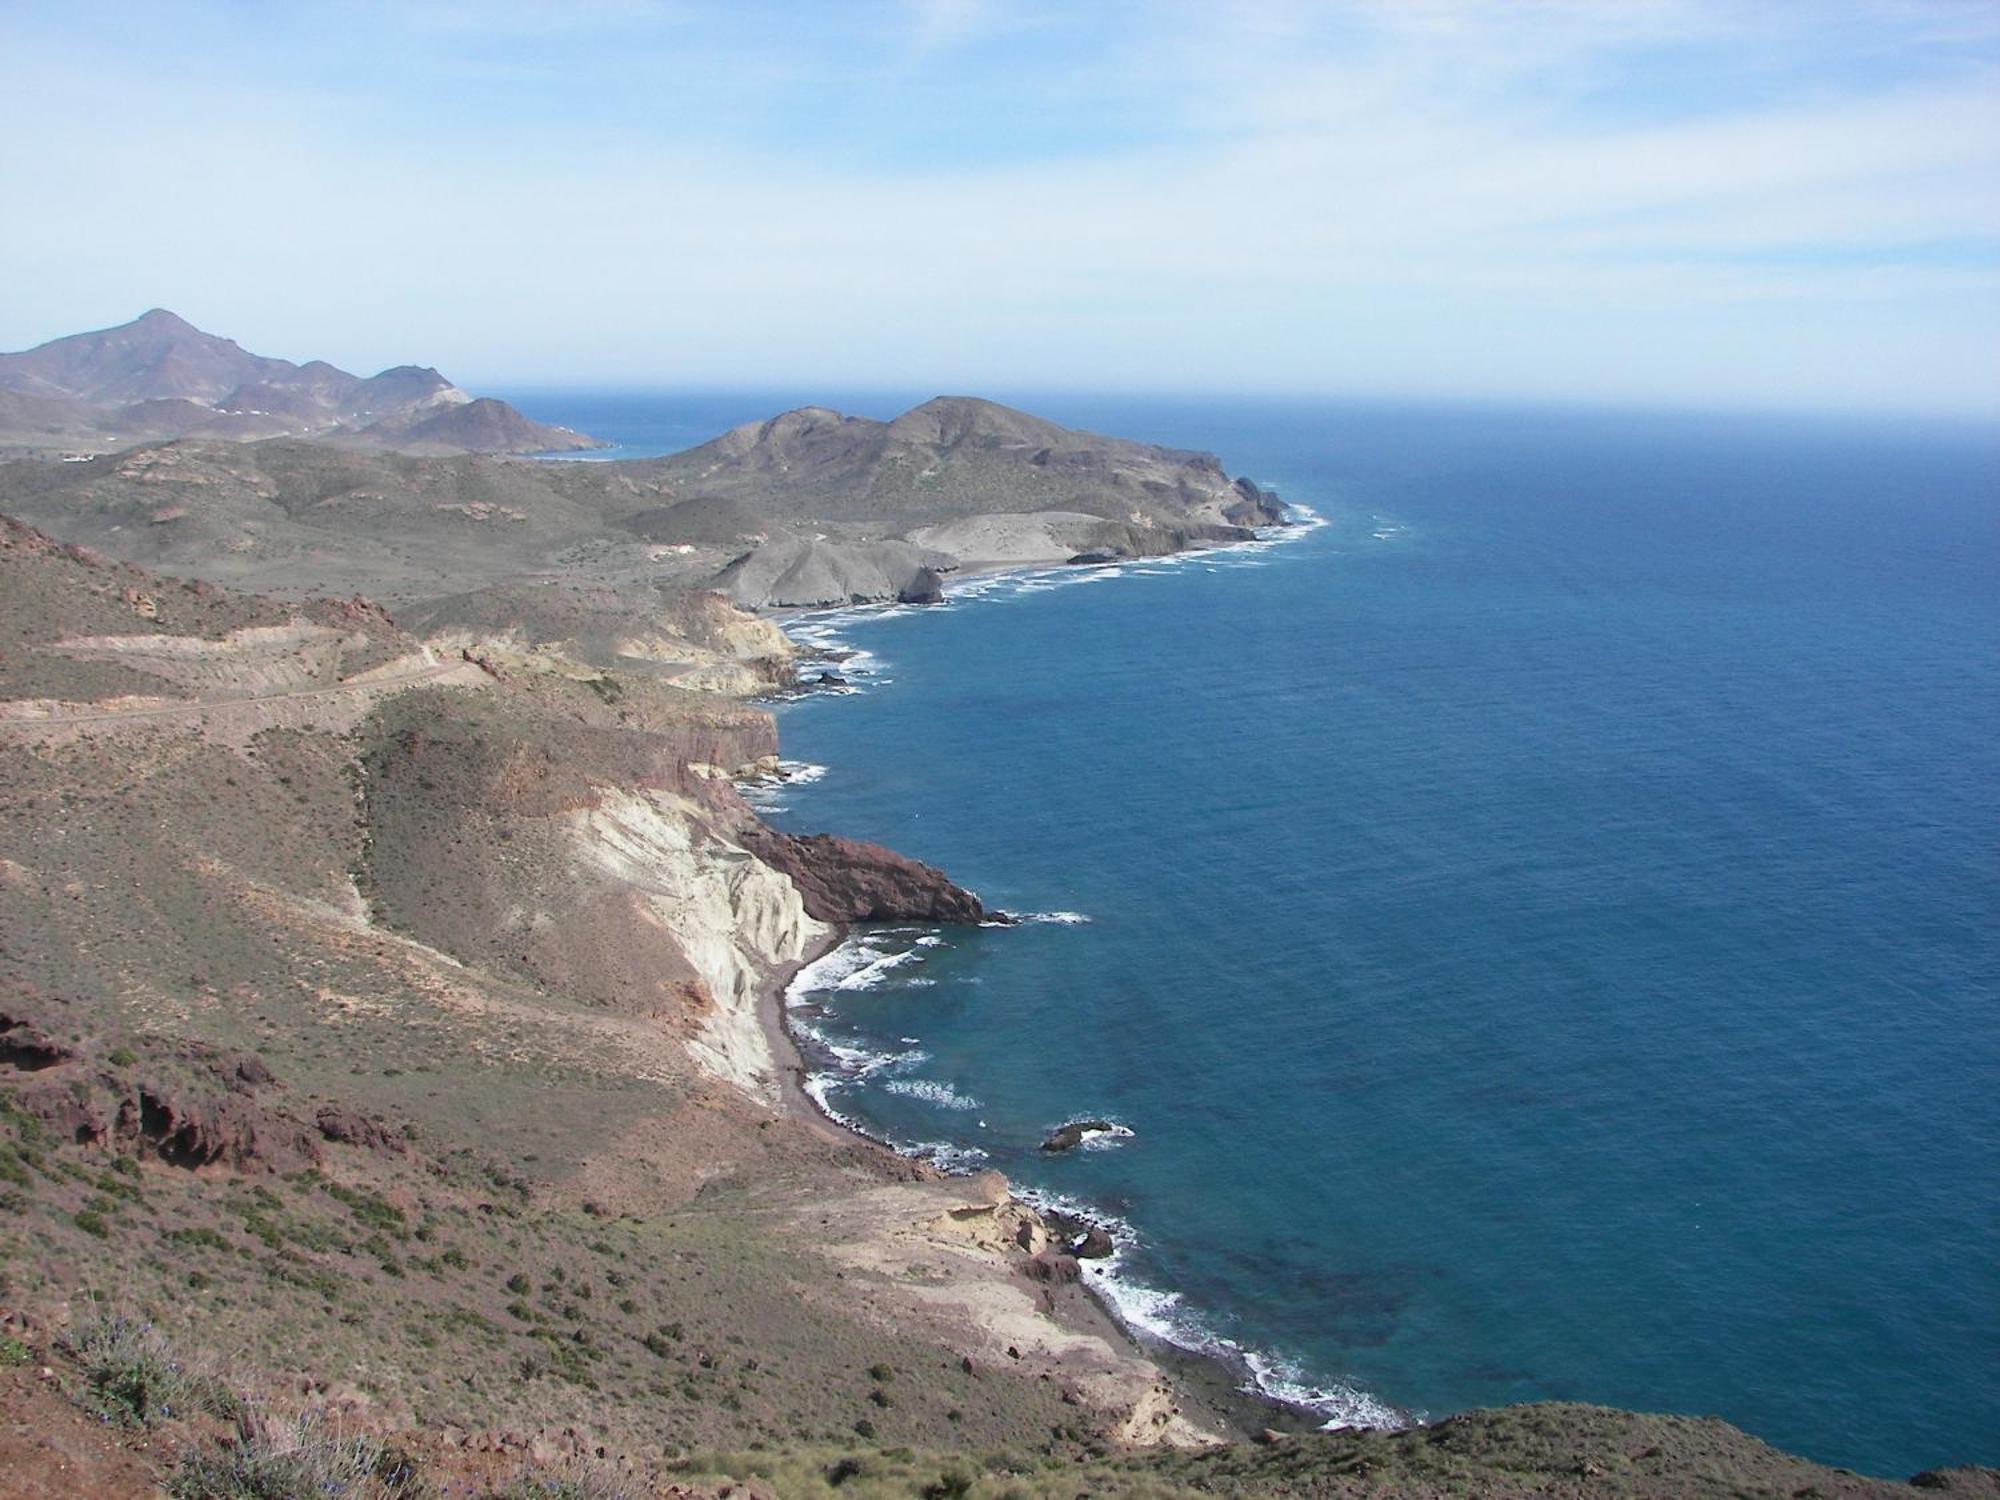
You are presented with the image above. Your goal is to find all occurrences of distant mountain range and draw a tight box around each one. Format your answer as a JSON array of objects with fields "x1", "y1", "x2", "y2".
[{"x1": 0, "y1": 309, "x2": 601, "y2": 456}]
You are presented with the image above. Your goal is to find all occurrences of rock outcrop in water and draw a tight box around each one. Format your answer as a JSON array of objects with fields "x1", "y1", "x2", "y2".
[
  {"x1": 738, "y1": 825, "x2": 989, "y2": 924},
  {"x1": 1042, "y1": 1119, "x2": 1118, "y2": 1153}
]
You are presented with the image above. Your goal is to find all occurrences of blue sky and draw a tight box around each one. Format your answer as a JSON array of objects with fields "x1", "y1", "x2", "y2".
[{"x1": 3, "y1": 1, "x2": 1997, "y2": 414}]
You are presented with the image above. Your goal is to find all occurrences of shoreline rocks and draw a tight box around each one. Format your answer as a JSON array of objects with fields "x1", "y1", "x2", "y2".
[{"x1": 1041, "y1": 1119, "x2": 1117, "y2": 1153}]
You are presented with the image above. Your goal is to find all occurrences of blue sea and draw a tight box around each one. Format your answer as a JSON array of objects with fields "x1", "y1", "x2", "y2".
[{"x1": 509, "y1": 389, "x2": 2000, "y2": 1478}]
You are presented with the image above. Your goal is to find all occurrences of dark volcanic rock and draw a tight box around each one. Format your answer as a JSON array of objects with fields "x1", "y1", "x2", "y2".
[
  {"x1": 229, "y1": 1054, "x2": 277, "y2": 1090},
  {"x1": 897, "y1": 566, "x2": 947, "y2": 605},
  {"x1": 1041, "y1": 1120, "x2": 1117, "y2": 1153},
  {"x1": 739, "y1": 825, "x2": 987, "y2": 923},
  {"x1": 316, "y1": 1105, "x2": 409, "y2": 1155},
  {"x1": 1068, "y1": 1227, "x2": 1115, "y2": 1259},
  {"x1": 119, "y1": 1085, "x2": 322, "y2": 1172},
  {"x1": 1225, "y1": 475, "x2": 1288, "y2": 528},
  {"x1": 0, "y1": 1014, "x2": 73, "y2": 1071},
  {"x1": 1024, "y1": 1250, "x2": 1082, "y2": 1284}
]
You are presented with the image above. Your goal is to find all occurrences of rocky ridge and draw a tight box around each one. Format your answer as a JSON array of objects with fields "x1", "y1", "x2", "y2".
[{"x1": 0, "y1": 309, "x2": 601, "y2": 456}]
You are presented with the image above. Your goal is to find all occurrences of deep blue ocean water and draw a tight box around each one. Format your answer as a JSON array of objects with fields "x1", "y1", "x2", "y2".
[{"x1": 510, "y1": 390, "x2": 1999, "y2": 1477}]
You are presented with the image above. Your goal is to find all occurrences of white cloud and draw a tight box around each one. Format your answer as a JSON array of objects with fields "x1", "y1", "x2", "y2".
[{"x1": 0, "y1": 0, "x2": 1994, "y2": 412}]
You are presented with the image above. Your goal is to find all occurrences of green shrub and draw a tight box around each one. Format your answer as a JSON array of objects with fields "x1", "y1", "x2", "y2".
[
  {"x1": 169, "y1": 1411, "x2": 431, "y2": 1498},
  {"x1": 72, "y1": 1209, "x2": 110, "y2": 1239},
  {"x1": 166, "y1": 1225, "x2": 234, "y2": 1252},
  {"x1": 922, "y1": 1465, "x2": 976, "y2": 1500},
  {"x1": 324, "y1": 1181, "x2": 406, "y2": 1236},
  {"x1": 96, "y1": 1172, "x2": 145, "y2": 1202},
  {"x1": 61, "y1": 1315, "x2": 235, "y2": 1427},
  {"x1": 0, "y1": 1334, "x2": 29, "y2": 1367}
]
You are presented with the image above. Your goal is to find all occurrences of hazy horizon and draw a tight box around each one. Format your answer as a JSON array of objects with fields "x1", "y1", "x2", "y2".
[{"x1": 5, "y1": 1, "x2": 1997, "y2": 419}]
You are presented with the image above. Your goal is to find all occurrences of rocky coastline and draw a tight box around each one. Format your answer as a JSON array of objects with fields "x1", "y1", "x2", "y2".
[{"x1": 740, "y1": 511, "x2": 1335, "y2": 1444}]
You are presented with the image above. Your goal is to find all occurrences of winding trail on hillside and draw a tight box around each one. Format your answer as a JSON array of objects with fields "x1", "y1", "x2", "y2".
[
  {"x1": 0, "y1": 659, "x2": 469, "y2": 730},
  {"x1": 0, "y1": 652, "x2": 491, "y2": 750}
]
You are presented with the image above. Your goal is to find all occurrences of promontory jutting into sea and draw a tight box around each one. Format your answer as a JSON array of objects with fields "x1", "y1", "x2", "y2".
[{"x1": 3, "y1": 2, "x2": 1996, "y2": 1493}]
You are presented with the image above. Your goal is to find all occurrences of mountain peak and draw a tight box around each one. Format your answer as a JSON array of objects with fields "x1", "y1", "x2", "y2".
[
  {"x1": 888, "y1": 394, "x2": 1067, "y2": 448},
  {"x1": 0, "y1": 314, "x2": 601, "y2": 453},
  {"x1": 130, "y1": 308, "x2": 198, "y2": 332}
]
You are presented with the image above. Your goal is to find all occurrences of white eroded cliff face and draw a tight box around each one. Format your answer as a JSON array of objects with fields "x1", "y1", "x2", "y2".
[{"x1": 569, "y1": 787, "x2": 826, "y2": 1103}]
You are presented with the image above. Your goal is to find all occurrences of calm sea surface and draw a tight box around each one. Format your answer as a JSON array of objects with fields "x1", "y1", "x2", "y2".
[{"x1": 511, "y1": 390, "x2": 1999, "y2": 1477}]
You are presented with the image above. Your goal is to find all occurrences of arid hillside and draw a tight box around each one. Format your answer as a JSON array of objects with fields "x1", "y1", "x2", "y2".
[
  {"x1": 0, "y1": 394, "x2": 1290, "y2": 610},
  {"x1": 0, "y1": 310, "x2": 600, "y2": 458},
  {"x1": 0, "y1": 515, "x2": 1257, "y2": 1491}
]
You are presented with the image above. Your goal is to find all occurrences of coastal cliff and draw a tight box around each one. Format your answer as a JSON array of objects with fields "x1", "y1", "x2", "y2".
[{"x1": 0, "y1": 509, "x2": 1234, "y2": 1480}]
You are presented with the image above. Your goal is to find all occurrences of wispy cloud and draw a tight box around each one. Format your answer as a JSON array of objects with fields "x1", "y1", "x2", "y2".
[{"x1": 1, "y1": 0, "x2": 1993, "y2": 412}]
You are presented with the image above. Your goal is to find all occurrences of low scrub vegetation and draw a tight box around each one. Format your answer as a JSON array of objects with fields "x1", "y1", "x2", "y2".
[{"x1": 61, "y1": 1313, "x2": 237, "y2": 1427}]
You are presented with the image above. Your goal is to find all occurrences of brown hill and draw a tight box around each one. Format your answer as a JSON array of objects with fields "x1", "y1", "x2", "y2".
[
  {"x1": 0, "y1": 307, "x2": 291, "y2": 405},
  {"x1": 0, "y1": 396, "x2": 1290, "y2": 609},
  {"x1": 0, "y1": 437, "x2": 655, "y2": 597},
  {"x1": 356, "y1": 394, "x2": 600, "y2": 454},
  {"x1": 644, "y1": 395, "x2": 1284, "y2": 534},
  {"x1": 0, "y1": 310, "x2": 602, "y2": 456}
]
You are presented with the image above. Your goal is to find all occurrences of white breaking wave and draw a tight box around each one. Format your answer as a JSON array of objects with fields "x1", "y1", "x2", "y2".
[
  {"x1": 1012, "y1": 1186, "x2": 1407, "y2": 1434},
  {"x1": 1242, "y1": 1350, "x2": 1410, "y2": 1433},
  {"x1": 835, "y1": 947, "x2": 924, "y2": 990},
  {"x1": 780, "y1": 497, "x2": 1325, "y2": 660},
  {"x1": 787, "y1": 935, "x2": 890, "y2": 994},
  {"x1": 772, "y1": 494, "x2": 1388, "y2": 1435},
  {"x1": 738, "y1": 759, "x2": 828, "y2": 812},
  {"x1": 906, "y1": 1139, "x2": 992, "y2": 1171},
  {"x1": 1076, "y1": 1121, "x2": 1135, "y2": 1150},
  {"x1": 881, "y1": 1078, "x2": 981, "y2": 1111},
  {"x1": 1003, "y1": 910, "x2": 1093, "y2": 926},
  {"x1": 799, "y1": 1071, "x2": 990, "y2": 1172}
]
